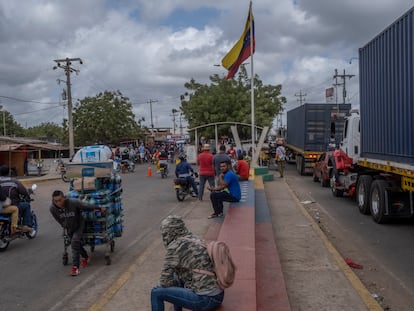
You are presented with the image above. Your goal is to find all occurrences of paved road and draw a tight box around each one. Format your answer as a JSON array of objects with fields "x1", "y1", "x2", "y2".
[
  {"x1": 283, "y1": 163, "x2": 414, "y2": 311},
  {"x1": 1, "y1": 163, "x2": 198, "y2": 311},
  {"x1": 3, "y1": 162, "x2": 414, "y2": 310}
]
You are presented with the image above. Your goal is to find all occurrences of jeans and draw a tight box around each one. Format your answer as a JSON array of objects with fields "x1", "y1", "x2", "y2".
[
  {"x1": 185, "y1": 176, "x2": 198, "y2": 195},
  {"x1": 198, "y1": 175, "x2": 214, "y2": 200},
  {"x1": 151, "y1": 286, "x2": 224, "y2": 311},
  {"x1": 70, "y1": 228, "x2": 88, "y2": 268},
  {"x1": 17, "y1": 201, "x2": 32, "y2": 226},
  {"x1": 277, "y1": 160, "x2": 285, "y2": 177},
  {"x1": 210, "y1": 191, "x2": 239, "y2": 215}
]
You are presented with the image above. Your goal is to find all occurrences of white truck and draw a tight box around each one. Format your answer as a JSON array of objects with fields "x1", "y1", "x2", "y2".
[{"x1": 330, "y1": 7, "x2": 414, "y2": 223}]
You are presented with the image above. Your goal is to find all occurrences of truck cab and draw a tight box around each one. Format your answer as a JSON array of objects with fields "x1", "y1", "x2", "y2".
[{"x1": 340, "y1": 109, "x2": 360, "y2": 164}]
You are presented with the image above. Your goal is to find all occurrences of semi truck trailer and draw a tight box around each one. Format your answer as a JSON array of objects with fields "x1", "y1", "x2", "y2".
[
  {"x1": 330, "y1": 7, "x2": 414, "y2": 223},
  {"x1": 286, "y1": 103, "x2": 351, "y2": 175}
]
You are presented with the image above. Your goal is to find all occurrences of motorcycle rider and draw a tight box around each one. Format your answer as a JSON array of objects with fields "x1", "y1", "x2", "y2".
[
  {"x1": 0, "y1": 165, "x2": 33, "y2": 234},
  {"x1": 159, "y1": 148, "x2": 169, "y2": 174},
  {"x1": 0, "y1": 186, "x2": 19, "y2": 236},
  {"x1": 175, "y1": 154, "x2": 198, "y2": 197}
]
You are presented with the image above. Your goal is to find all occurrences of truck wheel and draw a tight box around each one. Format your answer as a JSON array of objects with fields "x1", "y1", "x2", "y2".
[
  {"x1": 332, "y1": 187, "x2": 344, "y2": 197},
  {"x1": 370, "y1": 180, "x2": 389, "y2": 224},
  {"x1": 357, "y1": 175, "x2": 372, "y2": 215},
  {"x1": 296, "y1": 156, "x2": 305, "y2": 175}
]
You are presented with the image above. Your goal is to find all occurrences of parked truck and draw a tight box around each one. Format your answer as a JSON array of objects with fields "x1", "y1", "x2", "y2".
[
  {"x1": 330, "y1": 7, "x2": 414, "y2": 223},
  {"x1": 286, "y1": 103, "x2": 351, "y2": 175}
]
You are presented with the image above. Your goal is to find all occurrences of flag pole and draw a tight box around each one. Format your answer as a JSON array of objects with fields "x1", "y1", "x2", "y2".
[{"x1": 249, "y1": 1, "x2": 255, "y2": 165}]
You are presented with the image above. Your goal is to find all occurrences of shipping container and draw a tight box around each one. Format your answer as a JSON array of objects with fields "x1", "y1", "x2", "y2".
[
  {"x1": 359, "y1": 7, "x2": 414, "y2": 165},
  {"x1": 286, "y1": 103, "x2": 351, "y2": 174},
  {"x1": 287, "y1": 103, "x2": 351, "y2": 152}
]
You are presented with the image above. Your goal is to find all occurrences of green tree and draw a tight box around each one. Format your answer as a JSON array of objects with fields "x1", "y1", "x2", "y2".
[
  {"x1": 72, "y1": 90, "x2": 142, "y2": 146},
  {"x1": 0, "y1": 106, "x2": 25, "y2": 136},
  {"x1": 24, "y1": 122, "x2": 64, "y2": 142},
  {"x1": 180, "y1": 66, "x2": 286, "y2": 140}
]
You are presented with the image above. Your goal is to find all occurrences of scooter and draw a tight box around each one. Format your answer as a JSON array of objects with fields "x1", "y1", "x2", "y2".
[
  {"x1": 173, "y1": 173, "x2": 199, "y2": 201},
  {"x1": 160, "y1": 162, "x2": 169, "y2": 179},
  {"x1": 0, "y1": 184, "x2": 38, "y2": 251},
  {"x1": 120, "y1": 159, "x2": 135, "y2": 173}
]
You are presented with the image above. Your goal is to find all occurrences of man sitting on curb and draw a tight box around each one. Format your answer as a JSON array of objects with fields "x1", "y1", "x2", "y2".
[{"x1": 207, "y1": 160, "x2": 241, "y2": 219}]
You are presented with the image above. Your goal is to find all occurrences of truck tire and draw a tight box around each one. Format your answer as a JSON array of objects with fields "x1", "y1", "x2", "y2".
[
  {"x1": 296, "y1": 156, "x2": 305, "y2": 175},
  {"x1": 356, "y1": 175, "x2": 372, "y2": 215},
  {"x1": 370, "y1": 180, "x2": 389, "y2": 224}
]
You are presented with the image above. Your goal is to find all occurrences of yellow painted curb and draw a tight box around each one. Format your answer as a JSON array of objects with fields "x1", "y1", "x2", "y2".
[
  {"x1": 88, "y1": 238, "x2": 162, "y2": 311},
  {"x1": 285, "y1": 184, "x2": 383, "y2": 311}
]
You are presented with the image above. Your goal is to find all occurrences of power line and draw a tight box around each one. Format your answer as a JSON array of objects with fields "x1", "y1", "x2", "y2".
[{"x1": 294, "y1": 90, "x2": 307, "y2": 105}]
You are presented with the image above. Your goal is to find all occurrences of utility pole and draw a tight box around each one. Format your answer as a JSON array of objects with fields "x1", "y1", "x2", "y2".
[
  {"x1": 53, "y1": 57, "x2": 83, "y2": 158},
  {"x1": 147, "y1": 99, "x2": 158, "y2": 136},
  {"x1": 179, "y1": 113, "x2": 183, "y2": 136},
  {"x1": 333, "y1": 69, "x2": 355, "y2": 105},
  {"x1": 295, "y1": 90, "x2": 307, "y2": 105},
  {"x1": 171, "y1": 109, "x2": 179, "y2": 134}
]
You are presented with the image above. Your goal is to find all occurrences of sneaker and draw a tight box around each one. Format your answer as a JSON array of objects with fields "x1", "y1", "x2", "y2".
[
  {"x1": 71, "y1": 266, "x2": 80, "y2": 276},
  {"x1": 80, "y1": 257, "x2": 89, "y2": 268},
  {"x1": 217, "y1": 213, "x2": 224, "y2": 218},
  {"x1": 21, "y1": 225, "x2": 33, "y2": 233},
  {"x1": 208, "y1": 213, "x2": 218, "y2": 219}
]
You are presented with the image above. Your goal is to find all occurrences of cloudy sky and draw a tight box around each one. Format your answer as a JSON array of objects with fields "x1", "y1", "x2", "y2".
[{"x1": 0, "y1": 0, "x2": 412, "y2": 132}]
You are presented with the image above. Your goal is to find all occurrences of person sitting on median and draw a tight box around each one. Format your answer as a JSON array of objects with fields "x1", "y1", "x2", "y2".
[
  {"x1": 235, "y1": 154, "x2": 249, "y2": 181},
  {"x1": 207, "y1": 160, "x2": 241, "y2": 219},
  {"x1": 151, "y1": 215, "x2": 224, "y2": 311}
]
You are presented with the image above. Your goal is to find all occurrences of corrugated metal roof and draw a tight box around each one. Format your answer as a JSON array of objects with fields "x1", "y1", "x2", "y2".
[{"x1": 0, "y1": 143, "x2": 68, "y2": 152}]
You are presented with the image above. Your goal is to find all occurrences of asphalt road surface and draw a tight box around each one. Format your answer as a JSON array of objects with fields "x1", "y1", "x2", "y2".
[
  {"x1": 283, "y1": 163, "x2": 414, "y2": 311},
  {"x1": 2, "y1": 162, "x2": 414, "y2": 311},
  {"x1": 0, "y1": 163, "x2": 196, "y2": 311}
]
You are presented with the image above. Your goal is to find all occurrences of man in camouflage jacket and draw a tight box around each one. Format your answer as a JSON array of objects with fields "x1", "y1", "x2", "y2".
[{"x1": 151, "y1": 215, "x2": 224, "y2": 311}]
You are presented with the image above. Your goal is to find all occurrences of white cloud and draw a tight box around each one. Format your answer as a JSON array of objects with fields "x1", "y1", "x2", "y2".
[{"x1": 0, "y1": 0, "x2": 412, "y2": 131}]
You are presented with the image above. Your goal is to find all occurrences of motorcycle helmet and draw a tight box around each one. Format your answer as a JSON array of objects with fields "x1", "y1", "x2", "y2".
[{"x1": 178, "y1": 153, "x2": 187, "y2": 161}]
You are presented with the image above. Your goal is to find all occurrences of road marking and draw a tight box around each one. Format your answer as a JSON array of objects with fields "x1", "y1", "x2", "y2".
[
  {"x1": 88, "y1": 204, "x2": 195, "y2": 311},
  {"x1": 88, "y1": 238, "x2": 162, "y2": 311},
  {"x1": 285, "y1": 182, "x2": 383, "y2": 311}
]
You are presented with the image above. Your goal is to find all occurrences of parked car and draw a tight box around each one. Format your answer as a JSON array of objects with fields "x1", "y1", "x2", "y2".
[{"x1": 312, "y1": 151, "x2": 334, "y2": 187}]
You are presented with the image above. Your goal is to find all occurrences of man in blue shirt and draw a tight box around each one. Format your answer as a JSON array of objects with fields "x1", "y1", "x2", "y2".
[
  {"x1": 175, "y1": 154, "x2": 198, "y2": 197},
  {"x1": 207, "y1": 160, "x2": 241, "y2": 218}
]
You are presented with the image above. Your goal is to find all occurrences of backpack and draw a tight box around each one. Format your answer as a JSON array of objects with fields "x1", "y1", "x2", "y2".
[
  {"x1": 206, "y1": 240, "x2": 237, "y2": 289},
  {"x1": 181, "y1": 237, "x2": 237, "y2": 289}
]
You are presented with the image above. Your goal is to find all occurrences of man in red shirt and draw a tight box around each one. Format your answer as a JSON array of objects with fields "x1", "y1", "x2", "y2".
[
  {"x1": 235, "y1": 154, "x2": 249, "y2": 181},
  {"x1": 227, "y1": 145, "x2": 237, "y2": 159},
  {"x1": 197, "y1": 144, "x2": 215, "y2": 200}
]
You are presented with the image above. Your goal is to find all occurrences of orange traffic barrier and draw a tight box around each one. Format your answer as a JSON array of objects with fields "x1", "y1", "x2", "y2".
[{"x1": 147, "y1": 165, "x2": 152, "y2": 177}]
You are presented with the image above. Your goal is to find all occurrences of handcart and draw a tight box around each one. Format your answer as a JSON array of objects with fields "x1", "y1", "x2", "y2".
[{"x1": 62, "y1": 145, "x2": 124, "y2": 266}]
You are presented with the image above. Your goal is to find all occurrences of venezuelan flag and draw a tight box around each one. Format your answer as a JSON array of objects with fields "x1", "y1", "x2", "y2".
[{"x1": 221, "y1": 3, "x2": 255, "y2": 80}]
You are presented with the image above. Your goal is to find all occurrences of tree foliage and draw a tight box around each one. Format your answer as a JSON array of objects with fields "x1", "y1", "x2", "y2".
[
  {"x1": 25, "y1": 122, "x2": 64, "y2": 142},
  {"x1": 0, "y1": 106, "x2": 25, "y2": 137},
  {"x1": 72, "y1": 90, "x2": 142, "y2": 146},
  {"x1": 180, "y1": 67, "x2": 286, "y2": 140}
]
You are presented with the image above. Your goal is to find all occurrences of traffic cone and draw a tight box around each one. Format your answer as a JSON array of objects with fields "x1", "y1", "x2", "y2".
[{"x1": 147, "y1": 165, "x2": 152, "y2": 177}]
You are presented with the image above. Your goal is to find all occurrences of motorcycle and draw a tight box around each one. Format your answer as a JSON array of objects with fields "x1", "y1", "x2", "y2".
[
  {"x1": 174, "y1": 172, "x2": 199, "y2": 201},
  {"x1": 159, "y1": 162, "x2": 169, "y2": 179},
  {"x1": 120, "y1": 159, "x2": 135, "y2": 173},
  {"x1": 0, "y1": 184, "x2": 38, "y2": 251},
  {"x1": 60, "y1": 163, "x2": 69, "y2": 182}
]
